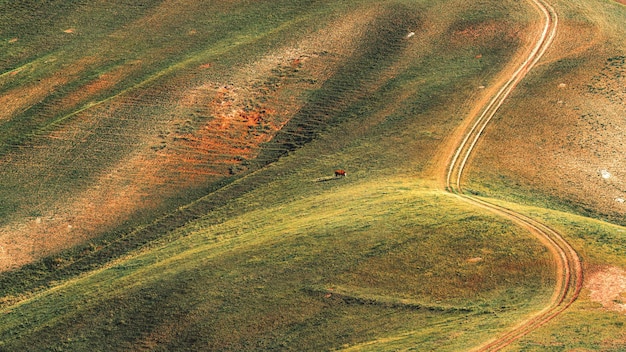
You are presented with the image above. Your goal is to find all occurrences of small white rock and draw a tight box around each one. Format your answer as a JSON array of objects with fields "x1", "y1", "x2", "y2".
[{"x1": 601, "y1": 170, "x2": 611, "y2": 179}]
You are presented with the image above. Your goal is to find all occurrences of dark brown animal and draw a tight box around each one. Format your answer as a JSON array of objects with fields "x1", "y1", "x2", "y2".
[{"x1": 334, "y1": 169, "x2": 346, "y2": 177}]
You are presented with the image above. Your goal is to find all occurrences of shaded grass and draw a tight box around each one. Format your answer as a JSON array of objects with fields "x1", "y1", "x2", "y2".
[
  {"x1": 474, "y1": 197, "x2": 626, "y2": 350},
  {"x1": 0, "y1": 0, "x2": 577, "y2": 350},
  {"x1": 0, "y1": 180, "x2": 554, "y2": 351}
]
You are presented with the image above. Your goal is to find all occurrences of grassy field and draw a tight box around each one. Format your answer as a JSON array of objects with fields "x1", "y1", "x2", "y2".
[
  {"x1": 0, "y1": 178, "x2": 555, "y2": 350},
  {"x1": 0, "y1": 0, "x2": 624, "y2": 350},
  {"x1": 477, "y1": 198, "x2": 626, "y2": 350},
  {"x1": 464, "y1": 0, "x2": 626, "y2": 225}
]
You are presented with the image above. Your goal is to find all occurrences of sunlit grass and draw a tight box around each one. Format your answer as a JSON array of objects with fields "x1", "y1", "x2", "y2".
[
  {"x1": 0, "y1": 178, "x2": 554, "y2": 350},
  {"x1": 2, "y1": 0, "x2": 622, "y2": 350}
]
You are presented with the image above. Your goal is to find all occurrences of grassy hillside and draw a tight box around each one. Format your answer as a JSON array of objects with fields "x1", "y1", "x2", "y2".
[
  {"x1": 0, "y1": 179, "x2": 555, "y2": 350},
  {"x1": 464, "y1": 0, "x2": 626, "y2": 225},
  {"x1": 462, "y1": 0, "x2": 626, "y2": 348},
  {"x1": 0, "y1": 0, "x2": 624, "y2": 350},
  {"x1": 475, "y1": 198, "x2": 626, "y2": 350},
  {"x1": 0, "y1": 0, "x2": 387, "y2": 270}
]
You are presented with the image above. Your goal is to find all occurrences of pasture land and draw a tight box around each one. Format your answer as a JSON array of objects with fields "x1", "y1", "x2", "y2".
[
  {"x1": 0, "y1": 0, "x2": 624, "y2": 350},
  {"x1": 464, "y1": 0, "x2": 626, "y2": 225}
]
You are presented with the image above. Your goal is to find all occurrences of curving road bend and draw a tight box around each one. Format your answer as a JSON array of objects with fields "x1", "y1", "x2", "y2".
[{"x1": 443, "y1": 0, "x2": 584, "y2": 350}]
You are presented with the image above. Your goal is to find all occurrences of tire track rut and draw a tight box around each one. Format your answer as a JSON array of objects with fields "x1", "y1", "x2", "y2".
[{"x1": 443, "y1": 0, "x2": 584, "y2": 350}]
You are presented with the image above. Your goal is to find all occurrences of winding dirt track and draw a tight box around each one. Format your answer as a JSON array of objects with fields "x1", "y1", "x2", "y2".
[{"x1": 443, "y1": 0, "x2": 584, "y2": 350}]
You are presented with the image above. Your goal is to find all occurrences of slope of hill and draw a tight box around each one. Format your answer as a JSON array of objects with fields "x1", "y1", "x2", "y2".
[
  {"x1": 0, "y1": 0, "x2": 624, "y2": 350},
  {"x1": 464, "y1": 0, "x2": 626, "y2": 225}
]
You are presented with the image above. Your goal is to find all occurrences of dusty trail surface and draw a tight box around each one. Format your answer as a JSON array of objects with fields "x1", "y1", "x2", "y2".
[{"x1": 441, "y1": 0, "x2": 584, "y2": 350}]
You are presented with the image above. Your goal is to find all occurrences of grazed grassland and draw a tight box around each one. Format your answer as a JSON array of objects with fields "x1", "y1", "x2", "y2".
[
  {"x1": 464, "y1": 0, "x2": 626, "y2": 225},
  {"x1": 0, "y1": 0, "x2": 624, "y2": 350}
]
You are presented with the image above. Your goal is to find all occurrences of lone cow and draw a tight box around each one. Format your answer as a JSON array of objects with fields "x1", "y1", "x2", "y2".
[{"x1": 334, "y1": 169, "x2": 347, "y2": 177}]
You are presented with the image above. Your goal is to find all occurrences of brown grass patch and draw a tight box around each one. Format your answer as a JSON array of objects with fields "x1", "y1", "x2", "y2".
[
  {"x1": 57, "y1": 62, "x2": 141, "y2": 110},
  {"x1": 0, "y1": 150, "x2": 164, "y2": 271},
  {"x1": 465, "y1": 19, "x2": 626, "y2": 219},
  {"x1": 453, "y1": 22, "x2": 503, "y2": 42},
  {"x1": 0, "y1": 76, "x2": 67, "y2": 121}
]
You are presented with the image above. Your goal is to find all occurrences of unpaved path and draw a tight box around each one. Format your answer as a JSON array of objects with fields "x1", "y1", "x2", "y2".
[{"x1": 442, "y1": 0, "x2": 584, "y2": 350}]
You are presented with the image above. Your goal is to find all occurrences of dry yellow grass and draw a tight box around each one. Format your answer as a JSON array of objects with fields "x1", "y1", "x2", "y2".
[{"x1": 465, "y1": 0, "x2": 626, "y2": 222}]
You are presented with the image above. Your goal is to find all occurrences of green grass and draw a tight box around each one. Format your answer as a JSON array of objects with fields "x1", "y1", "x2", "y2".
[
  {"x1": 475, "y1": 198, "x2": 626, "y2": 350},
  {"x1": 1, "y1": 0, "x2": 624, "y2": 350},
  {"x1": 0, "y1": 180, "x2": 555, "y2": 351}
]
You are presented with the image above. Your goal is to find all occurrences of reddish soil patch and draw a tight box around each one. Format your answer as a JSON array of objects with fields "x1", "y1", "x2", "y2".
[
  {"x1": 0, "y1": 7, "x2": 377, "y2": 271},
  {"x1": 586, "y1": 266, "x2": 626, "y2": 314}
]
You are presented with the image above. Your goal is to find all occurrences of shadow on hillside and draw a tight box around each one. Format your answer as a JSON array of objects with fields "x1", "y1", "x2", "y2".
[{"x1": 314, "y1": 176, "x2": 345, "y2": 182}]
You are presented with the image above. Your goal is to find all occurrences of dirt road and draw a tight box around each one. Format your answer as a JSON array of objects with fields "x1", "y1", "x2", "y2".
[{"x1": 442, "y1": 0, "x2": 584, "y2": 350}]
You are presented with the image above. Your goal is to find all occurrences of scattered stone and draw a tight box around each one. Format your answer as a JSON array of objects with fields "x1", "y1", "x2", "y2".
[
  {"x1": 558, "y1": 83, "x2": 567, "y2": 88},
  {"x1": 601, "y1": 169, "x2": 612, "y2": 179},
  {"x1": 467, "y1": 257, "x2": 483, "y2": 263},
  {"x1": 478, "y1": 85, "x2": 485, "y2": 89},
  {"x1": 63, "y1": 28, "x2": 75, "y2": 34},
  {"x1": 8, "y1": 38, "x2": 18, "y2": 43},
  {"x1": 616, "y1": 198, "x2": 625, "y2": 204},
  {"x1": 406, "y1": 32, "x2": 415, "y2": 38}
]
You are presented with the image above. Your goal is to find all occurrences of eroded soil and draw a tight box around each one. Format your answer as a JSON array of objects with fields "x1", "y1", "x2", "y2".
[
  {"x1": 586, "y1": 266, "x2": 626, "y2": 314},
  {"x1": 0, "y1": 7, "x2": 377, "y2": 271}
]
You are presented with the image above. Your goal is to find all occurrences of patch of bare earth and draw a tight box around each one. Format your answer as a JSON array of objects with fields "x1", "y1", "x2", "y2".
[
  {"x1": 0, "y1": 8, "x2": 378, "y2": 271},
  {"x1": 586, "y1": 266, "x2": 626, "y2": 314}
]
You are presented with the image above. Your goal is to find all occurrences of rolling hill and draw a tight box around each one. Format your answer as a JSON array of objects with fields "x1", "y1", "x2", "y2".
[{"x1": 0, "y1": 0, "x2": 624, "y2": 350}]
